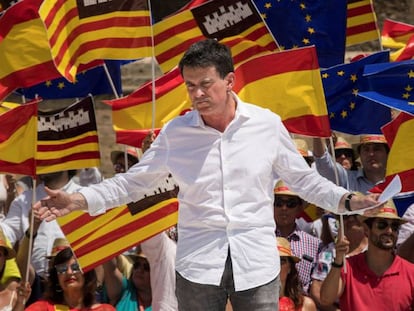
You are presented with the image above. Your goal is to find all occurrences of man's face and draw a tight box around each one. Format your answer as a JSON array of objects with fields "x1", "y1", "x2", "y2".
[
  {"x1": 367, "y1": 217, "x2": 401, "y2": 250},
  {"x1": 359, "y1": 143, "x2": 388, "y2": 173},
  {"x1": 274, "y1": 195, "x2": 303, "y2": 227},
  {"x1": 182, "y1": 66, "x2": 234, "y2": 119}
]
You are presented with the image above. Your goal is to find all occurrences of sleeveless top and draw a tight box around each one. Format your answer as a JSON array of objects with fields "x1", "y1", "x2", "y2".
[{"x1": 0, "y1": 290, "x2": 15, "y2": 311}]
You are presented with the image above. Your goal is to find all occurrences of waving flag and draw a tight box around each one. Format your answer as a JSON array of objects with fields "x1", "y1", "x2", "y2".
[
  {"x1": 254, "y1": 0, "x2": 347, "y2": 68},
  {"x1": 104, "y1": 68, "x2": 191, "y2": 148},
  {"x1": 39, "y1": 0, "x2": 152, "y2": 81},
  {"x1": 234, "y1": 47, "x2": 330, "y2": 137},
  {"x1": 57, "y1": 175, "x2": 179, "y2": 272},
  {"x1": 0, "y1": 103, "x2": 37, "y2": 176},
  {"x1": 321, "y1": 50, "x2": 391, "y2": 134},
  {"x1": 346, "y1": 0, "x2": 380, "y2": 47},
  {"x1": 153, "y1": 0, "x2": 278, "y2": 73},
  {"x1": 381, "y1": 19, "x2": 414, "y2": 61},
  {"x1": 17, "y1": 61, "x2": 122, "y2": 100},
  {"x1": 359, "y1": 59, "x2": 414, "y2": 115},
  {"x1": 371, "y1": 112, "x2": 414, "y2": 195},
  {"x1": 36, "y1": 96, "x2": 100, "y2": 174}
]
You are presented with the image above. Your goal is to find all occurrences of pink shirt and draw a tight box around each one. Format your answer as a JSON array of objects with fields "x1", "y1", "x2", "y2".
[{"x1": 340, "y1": 253, "x2": 414, "y2": 311}]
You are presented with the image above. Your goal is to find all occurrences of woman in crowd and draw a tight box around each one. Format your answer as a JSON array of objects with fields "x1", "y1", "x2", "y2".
[
  {"x1": 277, "y1": 237, "x2": 317, "y2": 311},
  {"x1": 25, "y1": 247, "x2": 114, "y2": 311}
]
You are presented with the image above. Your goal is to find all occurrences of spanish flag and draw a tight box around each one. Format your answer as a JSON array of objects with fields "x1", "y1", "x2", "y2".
[
  {"x1": 234, "y1": 46, "x2": 331, "y2": 137},
  {"x1": 381, "y1": 19, "x2": 414, "y2": 61},
  {"x1": 154, "y1": 0, "x2": 278, "y2": 73},
  {"x1": 104, "y1": 68, "x2": 192, "y2": 148},
  {"x1": 0, "y1": 102, "x2": 37, "y2": 176},
  {"x1": 39, "y1": 0, "x2": 152, "y2": 81}
]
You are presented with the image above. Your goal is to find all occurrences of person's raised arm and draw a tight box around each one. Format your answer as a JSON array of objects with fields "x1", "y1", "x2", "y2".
[
  {"x1": 102, "y1": 256, "x2": 124, "y2": 306},
  {"x1": 320, "y1": 235, "x2": 349, "y2": 306}
]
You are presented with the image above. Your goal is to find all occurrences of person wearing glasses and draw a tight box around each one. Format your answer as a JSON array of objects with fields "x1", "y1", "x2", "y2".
[
  {"x1": 274, "y1": 180, "x2": 322, "y2": 294},
  {"x1": 333, "y1": 136, "x2": 358, "y2": 171},
  {"x1": 25, "y1": 247, "x2": 115, "y2": 311},
  {"x1": 103, "y1": 246, "x2": 152, "y2": 311},
  {"x1": 320, "y1": 200, "x2": 414, "y2": 311}
]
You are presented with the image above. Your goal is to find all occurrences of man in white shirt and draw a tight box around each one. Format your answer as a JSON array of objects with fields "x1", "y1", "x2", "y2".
[{"x1": 35, "y1": 39, "x2": 379, "y2": 311}]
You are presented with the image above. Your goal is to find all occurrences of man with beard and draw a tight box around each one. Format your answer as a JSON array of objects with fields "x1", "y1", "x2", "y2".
[{"x1": 320, "y1": 200, "x2": 414, "y2": 311}]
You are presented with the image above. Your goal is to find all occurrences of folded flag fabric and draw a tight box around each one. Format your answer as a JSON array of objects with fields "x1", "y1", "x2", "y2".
[
  {"x1": 321, "y1": 50, "x2": 391, "y2": 134},
  {"x1": 36, "y1": 96, "x2": 100, "y2": 174},
  {"x1": 359, "y1": 59, "x2": 414, "y2": 115},
  {"x1": 381, "y1": 18, "x2": 414, "y2": 61},
  {"x1": 234, "y1": 47, "x2": 331, "y2": 137},
  {"x1": 0, "y1": 102, "x2": 37, "y2": 176},
  {"x1": 16, "y1": 61, "x2": 122, "y2": 100},
  {"x1": 346, "y1": 0, "x2": 380, "y2": 47},
  {"x1": 153, "y1": 0, "x2": 278, "y2": 73},
  {"x1": 57, "y1": 175, "x2": 179, "y2": 272},
  {"x1": 253, "y1": 0, "x2": 347, "y2": 68},
  {"x1": 39, "y1": 0, "x2": 152, "y2": 81},
  {"x1": 104, "y1": 67, "x2": 191, "y2": 148}
]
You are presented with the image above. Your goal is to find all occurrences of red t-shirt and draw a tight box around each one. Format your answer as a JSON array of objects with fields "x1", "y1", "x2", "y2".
[
  {"x1": 25, "y1": 300, "x2": 115, "y2": 311},
  {"x1": 340, "y1": 253, "x2": 414, "y2": 311}
]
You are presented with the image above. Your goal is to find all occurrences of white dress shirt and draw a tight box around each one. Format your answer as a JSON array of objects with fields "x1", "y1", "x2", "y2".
[
  {"x1": 1, "y1": 179, "x2": 80, "y2": 278},
  {"x1": 81, "y1": 95, "x2": 348, "y2": 291}
]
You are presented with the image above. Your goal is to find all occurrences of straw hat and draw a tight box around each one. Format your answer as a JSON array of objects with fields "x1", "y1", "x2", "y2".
[
  {"x1": 110, "y1": 147, "x2": 139, "y2": 165},
  {"x1": 361, "y1": 199, "x2": 407, "y2": 223},
  {"x1": 126, "y1": 245, "x2": 147, "y2": 261},
  {"x1": 357, "y1": 134, "x2": 388, "y2": 153},
  {"x1": 334, "y1": 136, "x2": 352, "y2": 150},
  {"x1": 46, "y1": 238, "x2": 71, "y2": 259},
  {"x1": 274, "y1": 180, "x2": 298, "y2": 197},
  {"x1": 276, "y1": 237, "x2": 300, "y2": 263},
  {"x1": 293, "y1": 138, "x2": 311, "y2": 157},
  {"x1": 0, "y1": 229, "x2": 15, "y2": 259}
]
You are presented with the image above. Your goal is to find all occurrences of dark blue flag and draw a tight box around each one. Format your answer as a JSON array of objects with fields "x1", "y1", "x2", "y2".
[
  {"x1": 253, "y1": 0, "x2": 347, "y2": 68},
  {"x1": 359, "y1": 59, "x2": 414, "y2": 115},
  {"x1": 16, "y1": 60, "x2": 122, "y2": 100},
  {"x1": 321, "y1": 50, "x2": 391, "y2": 134}
]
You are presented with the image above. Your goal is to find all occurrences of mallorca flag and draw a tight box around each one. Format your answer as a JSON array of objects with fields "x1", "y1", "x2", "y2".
[
  {"x1": 153, "y1": 0, "x2": 278, "y2": 73},
  {"x1": 39, "y1": 0, "x2": 152, "y2": 82},
  {"x1": 346, "y1": 0, "x2": 380, "y2": 47},
  {"x1": 104, "y1": 68, "x2": 192, "y2": 148},
  {"x1": 234, "y1": 46, "x2": 331, "y2": 137},
  {"x1": 321, "y1": 50, "x2": 391, "y2": 135},
  {"x1": 253, "y1": 0, "x2": 347, "y2": 68},
  {"x1": 36, "y1": 96, "x2": 100, "y2": 174},
  {"x1": 0, "y1": 0, "x2": 103, "y2": 101},
  {"x1": 381, "y1": 19, "x2": 414, "y2": 61},
  {"x1": 0, "y1": 102, "x2": 37, "y2": 176},
  {"x1": 371, "y1": 112, "x2": 414, "y2": 195},
  {"x1": 57, "y1": 176, "x2": 179, "y2": 272},
  {"x1": 359, "y1": 59, "x2": 414, "y2": 115}
]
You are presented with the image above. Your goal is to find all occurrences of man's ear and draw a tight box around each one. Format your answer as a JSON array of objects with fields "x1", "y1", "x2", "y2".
[{"x1": 226, "y1": 72, "x2": 235, "y2": 90}]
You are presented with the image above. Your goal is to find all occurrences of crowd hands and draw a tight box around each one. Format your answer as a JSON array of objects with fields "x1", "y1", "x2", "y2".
[{"x1": 0, "y1": 40, "x2": 413, "y2": 311}]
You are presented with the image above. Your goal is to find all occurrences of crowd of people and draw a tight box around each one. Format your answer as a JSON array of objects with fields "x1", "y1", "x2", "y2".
[{"x1": 0, "y1": 39, "x2": 412, "y2": 310}]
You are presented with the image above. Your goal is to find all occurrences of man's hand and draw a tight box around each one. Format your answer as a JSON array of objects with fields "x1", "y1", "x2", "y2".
[
  {"x1": 339, "y1": 192, "x2": 381, "y2": 214},
  {"x1": 141, "y1": 130, "x2": 156, "y2": 154},
  {"x1": 32, "y1": 187, "x2": 87, "y2": 221}
]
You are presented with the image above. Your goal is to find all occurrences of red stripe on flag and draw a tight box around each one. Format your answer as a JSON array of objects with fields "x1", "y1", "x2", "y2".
[
  {"x1": 155, "y1": 36, "x2": 205, "y2": 66},
  {"x1": 283, "y1": 115, "x2": 330, "y2": 137},
  {"x1": 347, "y1": 22, "x2": 377, "y2": 36},
  {"x1": 37, "y1": 136, "x2": 98, "y2": 151},
  {"x1": 347, "y1": 3, "x2": 373, "y2": 17},
  {"x1": 36, "y1": 151, "x2": 100, "y2": 166},
  {"x1": 154, "y1": 19, "x2": 199, "y2": 44},
  {"x1": 74, "y1": 202, "x2": 178, "y2": 257},
  {"x1": 48, "y1": 7, "x2": 78, "y2": 47},
  {"x1": 0, "y1": 159, "x2": 36, "y2": 175},
  {"x1": 115, "y1": 129, "x2": 161, "y2": 149}
]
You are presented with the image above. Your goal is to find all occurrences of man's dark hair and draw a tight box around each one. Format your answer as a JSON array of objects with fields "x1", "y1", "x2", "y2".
[{"x1": 178, "y1": 39, "x2": 234, "y2": 79}]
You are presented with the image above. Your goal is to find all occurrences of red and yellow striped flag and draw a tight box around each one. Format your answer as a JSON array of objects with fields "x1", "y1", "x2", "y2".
[
  {"x1": 234, "y1": 47, "x2": 330, "y2": 137},
  {"x1": 346, "y1": 0, "x2": 380, "y2": 47},
  {"x1": 104, "y1": 68, "x2": 192, "y2": 148},
  {"x1": 36, "y1": 96, "x2": 100, "y2": 174},
  {"x1": 0, "y1": 102, "x2": 37, "y2": 176},
  {"x1": 39, "y1": 0, "x2": 152, "y2": 82},
  {"x1": 154, "y1": 0, "x2": 278, "y2": 73},
  {"x1": 57, "y1": 178, "x2": 179, "y2": 272},
  {"x1": 381, "y1": 19, "x2": 414, "y2": 61}
]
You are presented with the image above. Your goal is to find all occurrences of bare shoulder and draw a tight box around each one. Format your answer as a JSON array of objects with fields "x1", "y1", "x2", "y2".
[{"x1": 302, "y1": 295, "x2": 317, "y2": 311}]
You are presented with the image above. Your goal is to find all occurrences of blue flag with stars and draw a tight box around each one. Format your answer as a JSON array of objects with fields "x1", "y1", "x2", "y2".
[
  {"x1": 253, "y1": 0, "x2": 347, "y2": 68},
  {"x1": 16, "y1": 60, "x2": 122, "y2": 100},
  {"x1": 321, "y1": 50, "x2": 391, "y2": 134},
  {"x1": 359, "y1": 59, "x2": 414, "y2": 115}
]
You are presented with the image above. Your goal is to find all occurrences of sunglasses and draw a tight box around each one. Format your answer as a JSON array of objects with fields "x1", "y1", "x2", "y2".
[
  {"x1": 133, "y1": 261, "x2": 150, "y2": 272},
  {"x1": 274, "y1": 197, "x2": 301, "y2": 209},
  {"x1": 374, "y1": 220, "x2": 401, "y2": 232},
  {"x1": 55, "y1": 262, "x2": 81, "y2": 274},
  {"x1": 335, "y1": 149, "x2": 353, "y2": 158}
]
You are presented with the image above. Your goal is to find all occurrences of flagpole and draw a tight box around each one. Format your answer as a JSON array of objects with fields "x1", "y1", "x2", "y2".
[
  {"x1": 148, "y1": 0, "x2": 157, "y2": 131},
  {"x1": 102, "y1": 62, "x2": 120, "y2": 99},
  {"x1": 25, "y1": 178, "x2": 37, "y2": 288}
]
